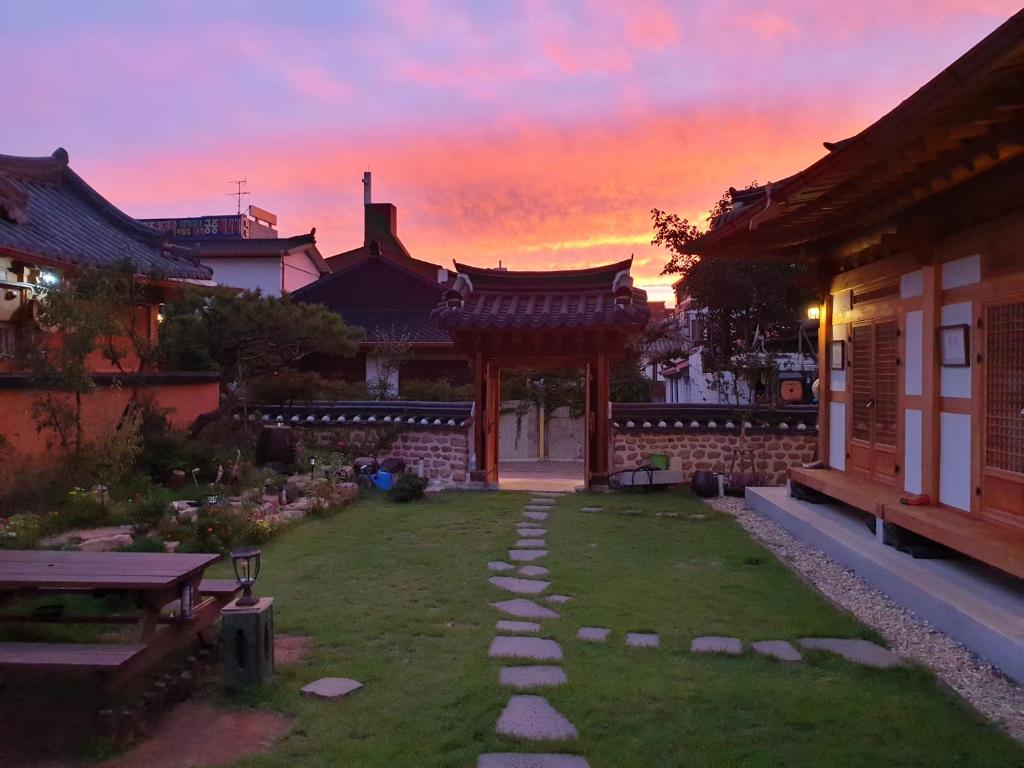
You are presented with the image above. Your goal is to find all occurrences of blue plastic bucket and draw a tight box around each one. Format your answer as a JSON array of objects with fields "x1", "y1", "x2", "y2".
[{"x1": 372, "y1": 469, "x2": 393, "y2": 491}]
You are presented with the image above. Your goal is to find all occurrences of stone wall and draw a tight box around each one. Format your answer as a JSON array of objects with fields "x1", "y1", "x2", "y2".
[
  {"x1": 611, "y1": 428, "x2": 817, "y2": 486},
  {"x1": 297, "y1": 424, "x2": 470, "y2": 483}
]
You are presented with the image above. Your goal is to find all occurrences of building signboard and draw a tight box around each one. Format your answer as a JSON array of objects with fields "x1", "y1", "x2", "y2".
[{"x1": 140, "y1": 215, "x2": 249, "y2": 239}]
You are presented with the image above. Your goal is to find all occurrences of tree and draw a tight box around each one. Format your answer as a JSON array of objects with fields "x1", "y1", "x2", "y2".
[
  {"x1": 159, "y1": 288, "x2": 363, "y2": 428},
  {"x1": 365, "y1": 326, "x2": 412, "y2": 400},
  {"x1": 651, "y1": 184, "x2": 813, "y2": 407}
]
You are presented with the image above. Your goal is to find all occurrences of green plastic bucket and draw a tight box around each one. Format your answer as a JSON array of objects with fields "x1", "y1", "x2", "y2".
[{"x1": 648, "y1": 453, "x2": 669, "y2": 471}]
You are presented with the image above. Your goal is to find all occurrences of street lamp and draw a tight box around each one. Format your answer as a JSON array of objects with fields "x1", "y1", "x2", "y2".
[{"x1": 231, "y1": 547, "x2": 262, "y2": 607}]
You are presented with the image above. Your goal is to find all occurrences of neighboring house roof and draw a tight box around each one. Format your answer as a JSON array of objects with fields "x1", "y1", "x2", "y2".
[
  {"x1": 189, "y1": 232, "x2": 330, "y2": 274},
  {"x1": 0, "y1": 148, "x2": 211, "y2": 280},
  {"x1": 431, "y1": 259, "x2": 649, "y2": 331},
  {"x1": 326, "y1": 243, "x2": 444, "y2": 283},
  {"x1": 693, "y1": 9, "x2": 1024, "y2": 256},
  {"x1": 293, "y1": 252, "x2": 452, "y2": 345}
]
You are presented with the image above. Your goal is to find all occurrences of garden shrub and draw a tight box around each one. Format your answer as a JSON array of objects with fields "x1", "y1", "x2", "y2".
[
  {"x1": 50, "y1": 487, "x2": 111, "y2": 532},
  {"x1": 118, "y1": 535, "x2": 166, "y2": 553},
  {"x1": 388, "y1": 474, "x2": 429, "y2": 503},
  {"x1": 127, "y1": 492, "x2": 171, "y2": 529},
  {"x1": 0, "y1": 514, "x2": 43, "y2": 549},
  {"x1": 399, "y1": 378, "x2": 473, "y2": 402}
]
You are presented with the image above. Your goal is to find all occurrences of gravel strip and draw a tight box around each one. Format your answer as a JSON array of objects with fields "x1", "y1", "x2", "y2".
[{"x1": 705, "y1": 494, "x2": 1024, "y2": 741}]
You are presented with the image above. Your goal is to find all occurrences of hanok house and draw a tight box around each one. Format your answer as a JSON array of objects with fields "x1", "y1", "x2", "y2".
[
  {"x1": 141, "y1": 208, "x2": 330, "y2": 296},
  {"x1": 690, "y1": 10, "x2": 1024, "y2": 578},
  {"x1": 293, "y1": 174, "x2": 468, "y2": 394},
  {"x1": 0, "y1": 147, "x2": 220, "y2": 457}
]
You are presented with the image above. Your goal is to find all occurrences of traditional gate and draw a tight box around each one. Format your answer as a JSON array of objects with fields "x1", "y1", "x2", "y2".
[{"x1": 430, "y1": 259, "x2": 650, "y2": 488}]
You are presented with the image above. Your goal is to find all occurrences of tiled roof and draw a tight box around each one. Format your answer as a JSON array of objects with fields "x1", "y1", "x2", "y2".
[
  {"x1": 242, "y1": 400, "x2": 472, "y2": 427},
  {"x1": 611, "y1": 403, "x2": 817, "y2": 433},
  {"x1": 0, "y1": 148, "x2": 211, "y2": 280},
  {"x1": 337, "y1": 310, "x2": 452, "y2": 344},
  {"x1": 431, "y1": 259, "x2": 649, "y2": 331}
]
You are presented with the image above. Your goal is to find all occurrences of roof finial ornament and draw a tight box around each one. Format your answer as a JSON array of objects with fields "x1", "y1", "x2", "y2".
[{"x1": 51, "y1": 147, "x2": 69, "y2": 165}]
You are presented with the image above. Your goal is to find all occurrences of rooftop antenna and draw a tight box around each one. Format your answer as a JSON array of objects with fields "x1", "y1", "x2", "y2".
[{"x1": 227, "y1": 178, "x2": 251, "y2": 215}]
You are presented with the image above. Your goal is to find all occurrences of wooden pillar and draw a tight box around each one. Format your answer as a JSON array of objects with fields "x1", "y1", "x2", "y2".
[
  {"x1": 485, "y1": 362, "x2": 501, "y2": 485},
  {"x1": 592, "y1": 351, "x2": 611, "y2": 484},
  {"x1": 817, "y1": 295, "x2": 832, "y2": 465},
  {"x1": 471, "y1": 350, "x2": 487, "y2": 483},
  {"x1": 920, "y1": 264, "x2": 940, "y2": 501}
]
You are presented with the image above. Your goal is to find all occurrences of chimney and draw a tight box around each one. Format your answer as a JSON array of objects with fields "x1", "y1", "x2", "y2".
[
  {"x1": 364, "y1": 202, "x2": 398, "y2": 245},
  {"x1": 362, "y1": 171, "x2": 371, "y2": 204}
]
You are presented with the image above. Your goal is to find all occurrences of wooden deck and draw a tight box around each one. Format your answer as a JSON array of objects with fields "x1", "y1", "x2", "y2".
[{"x1": 790, "y1": 467, "x2": 1024, "y2": 580}]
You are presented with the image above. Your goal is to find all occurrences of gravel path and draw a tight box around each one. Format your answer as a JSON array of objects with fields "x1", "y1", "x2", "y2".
[{"x1": 706, "y1": 495, "x2": 1024, "y2": 741}]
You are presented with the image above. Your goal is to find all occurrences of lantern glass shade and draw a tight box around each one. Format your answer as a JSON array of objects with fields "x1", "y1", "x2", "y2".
[
  {"x1": 231, "y1": 547, "x2": 262, "y2": 606},
  {"x1": 806, "y1": 304, "x2": 821, "y2": 321}
]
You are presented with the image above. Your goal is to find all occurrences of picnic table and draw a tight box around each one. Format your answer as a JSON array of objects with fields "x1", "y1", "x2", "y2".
[{"x1": 0, "y1": 550, "x2": 241, "y2": 689}]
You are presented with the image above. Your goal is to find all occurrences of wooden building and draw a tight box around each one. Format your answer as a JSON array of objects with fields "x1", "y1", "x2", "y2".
[
  {"x1": 691, "y1": 11, "x2": 1024, "y2": 577},
  {"x1": 431, "y1": 259, "x2": 649, "y2": 487},
  {"x1": 0, "y1": 148, "x2": 220, "y2": 458}
]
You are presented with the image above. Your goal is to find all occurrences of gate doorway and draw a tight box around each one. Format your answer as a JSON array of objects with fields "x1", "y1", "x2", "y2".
[{"x1": 430, "y1": 259, "x2": 649, "y2": 489}]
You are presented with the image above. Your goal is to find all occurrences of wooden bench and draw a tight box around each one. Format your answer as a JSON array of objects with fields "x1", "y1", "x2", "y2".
[
  {"x1": 198, "y1": 578, "x2": 242, "y2": 600},
  {"x1": 0, "y1": 642, "x2": 146, "y2": 671}
]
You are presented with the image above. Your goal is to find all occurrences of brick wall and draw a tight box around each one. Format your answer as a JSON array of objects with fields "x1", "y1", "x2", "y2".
[
  {"x1": 612, "y1": 428, "x2": 817, "y2": 486},
  {"x1": 297, "y1": 424, "x2": 470, "y2": 483}
]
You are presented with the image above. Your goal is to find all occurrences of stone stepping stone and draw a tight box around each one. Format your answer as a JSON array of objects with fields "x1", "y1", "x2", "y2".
[
  {"x1": 300, "y1": 677, "x2": 363, "y2": 699},
  {"x1": 579, "y1": 507, "x2": 603, "y2": 513},
  {"x1": 490, "y1": 576, "x2": 550, "y2": 595},
  {"x1": 798, "y1": 638, "x2": 902, "y2": 668},
  {"x1": 523, "y1": 511, "x2": 549, "y2": 522},
  {"x1": 499, "y1": 665, "x2": 567, "y2": 689},
  {"x1": 489, "y1": 561, "x2": 515, "y2": 572},
  {"x1": 497, "y1": 620, "x2": 541, "y2": 634},
  {"x1": 576, "y1": 627, "x2": 609, "y2": 643},
  {"x1": 751, "y1": 640, "x2": 802, "y2": 662},
  {"x1": 518, "y1": 565, "x2": 549, "y2": 578},
  {"x1": 691, "y1": 636, "x2": 742, "y2": 655},
  {"x1": 530, "y1": 498, "x2": 556, "y2": 507},
  {"x1": 495, "y1": 695, "x2": 577, "y2": 740},
  {"x1": 509, "y1": 549, "x2": 548, "y2": 562},
  {"x1": 492, "y1": 598, "x2": 560, "y2": 619},
  {"x1": 545, "y1": 594, "x2": 571, "y2": 604},
  {"x1": 516, "y1": 528, "x2": 546, "y2": 537},
  {"x1": 488, "y1": 636, "x2": 563, "y2": 661},
  {"x1": 532, "y1": 492, "x2": 563, "y2": 498},
  {"x1": 515, "y1": 538, "x2": 547, "y2": 548},
  {"x1": 626, "y1": 632, "x2": 660, "y2": 649},
  {"x1": 479, "y1": 754, "x2": 589, "y2": 767}
]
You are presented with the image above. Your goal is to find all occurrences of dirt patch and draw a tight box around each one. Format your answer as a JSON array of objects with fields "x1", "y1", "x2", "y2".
[
  {"x1": 102, "y1": 702, "x2": 293, "y2": 768},
  {"x1": 275, "y1": 634, "x2": 314, "y2": 665}
]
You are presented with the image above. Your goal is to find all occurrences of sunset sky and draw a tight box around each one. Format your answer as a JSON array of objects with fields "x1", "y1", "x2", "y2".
[{"x1": 1, "y1": 1, "x2": 1017, "y2": 303}]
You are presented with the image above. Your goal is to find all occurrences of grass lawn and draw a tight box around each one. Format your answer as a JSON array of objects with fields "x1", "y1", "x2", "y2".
[{"x1": 214, "y1": 488, "x2": 1023, "y2": 768}]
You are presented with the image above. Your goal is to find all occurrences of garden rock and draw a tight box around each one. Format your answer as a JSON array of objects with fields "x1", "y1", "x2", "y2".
[
  {"x1": 530, "y1": 498, "x2": 556, "y2": 507},
  {"x1": 284, "y1": 475, "x2": 309, "y2": 503},
  {"x1": 626, "y1": 633, "x2": 661, "y2": 649},
  {"x1": 751, "y1": 640, "x2": 802, "y2": 662},
  {"x1": 491, "y1": 599, "x2": 560, "y2": 620},
  {"x1": 79, "y1": 533, "x2": 134, "y2": 552},
  {"x1": 518, "y1": 565, "x2": 549, "y2": 578},
  {"x1": 691, "y1": 636, "x2": 742, "y2": 655},
  {"x1": 495, "y1": 695, "x2": 577, "y2": 740},
  {"x1": 497, "y1": 620, "x2": 541, "y2": 634},
  {"x1": 515, "y1": 539, "x2": 546, "y2": 548},
  {"x1": 43, "y1": 526, "x2": 134, "y2": 550},
  {"x1": 499, "y1": 666, "x2": 567, "y2": 689},
  {"x1": 522, "y1": 511, "x2": 548, "y2": 522},
  {"x1": 516, "y1": 528, "x2": 546, "y2": 537},
  {"x1": 797, "y1": 638, "x2": 903, "y2": 668},
  {"x1": 489, "y1": 561, "x2": 515, "y2": 572},
  {"x1": 478, "y1": 755, "x2": 589, "y2": 768},
  {"x1": 300, "y1": 677, "x2": 363, "y2": 699},
  {"x1": 488, "y1": 636, "x2": 563, "y2": 661},
  {"x1": 509, "y1": 549, "x2": 548, "y2": 562},
  {"x1": 576, "y1": 627, "x2": 609, "y2": 643},
  {"x1": 489, "y1": 576, "x2": 550, "y2": 595}
]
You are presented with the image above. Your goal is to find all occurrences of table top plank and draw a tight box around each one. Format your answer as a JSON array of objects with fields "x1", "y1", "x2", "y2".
[{"x1": 0, "y1": 551, "x2": 221, "y2": 591}]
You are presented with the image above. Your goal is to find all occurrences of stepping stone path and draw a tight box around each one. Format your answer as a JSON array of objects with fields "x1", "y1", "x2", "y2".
[
  {"x1": 509, "y1": 549, "x2": 548, "y2": 562},
  {"x1": 489, "y1": 636, "x2": 563, "y2": 661},
  {"x1": 798, "y1": 638, "x2": 903, "y2": 668},
  {"x1": 497, "y1": 620, "x2": 541, "y2": 634},
  {"x1": 691, "y1": 636, "x2": 742, "y2": 655},
  {"x1": 545, "y1": 594, "x2": 571, "y2": 604},
  {"x1": 489, "y1": 561, "x2": 515, "y2": 572},
  {"x1": 576, "y1": 627, "x2": 609, "y2": 643},
  {"x1": 751, "y1": 640, "x2": 802, "y2": 662},
  {"x1": 500, "y1": 665, "x2": 567, "y2": 689},
  {"x1": 496, "y1": 695, "x2": 578, "y2": 740},
  {"x1": 518, "y1": 565, "x2": 549, "y2": 577},
  {"x1": 479, "y1": 755, "x2": 590, "y2": 768},
  {"x1": 300, "y1": 677, "x2": 363, "y2": 699},
  {"x1": 492, "y1": 598, "x2": 560, "y2": 619},
  {"x1": 480, "y1": 495, "x2": 588, "y2": 767},
  {"x1": 626, "y1": 632, "x2": 660, "y2": 649},
  {"x1": 490, "y1": 576, "x2": 550, "y2": 595}
]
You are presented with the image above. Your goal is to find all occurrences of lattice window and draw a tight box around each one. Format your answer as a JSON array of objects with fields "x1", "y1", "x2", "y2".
[
  {"x1": 986, "y1": 301, "x2": 1024, "y2": 475},
  {"x1": 874, "y1": 319, "x2": 898, "y2": 447},
  {"x1": 851, "y1": 324, "x2": 873, "y2": 442}
]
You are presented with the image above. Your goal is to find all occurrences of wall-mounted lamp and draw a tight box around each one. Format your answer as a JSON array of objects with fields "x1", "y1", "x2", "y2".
[{"x1": 806, "y1": 304, "x2": 821, "y2": 321}]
